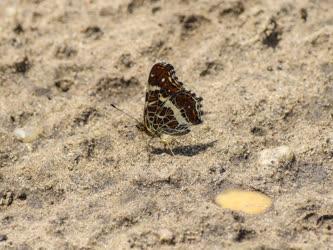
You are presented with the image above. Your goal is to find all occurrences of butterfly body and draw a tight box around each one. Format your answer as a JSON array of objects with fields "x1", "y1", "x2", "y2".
[{"x1": 142, "y1": 62, "x2": 203, "y2": 138}]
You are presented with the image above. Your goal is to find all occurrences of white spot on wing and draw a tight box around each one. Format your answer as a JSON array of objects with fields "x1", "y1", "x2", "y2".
[
  {"x1": 161, "y1": 78, "x2": 165, "y2": 82},
  {"x1": 148, "y1": 85, "x2": 161, "y2": 91}
]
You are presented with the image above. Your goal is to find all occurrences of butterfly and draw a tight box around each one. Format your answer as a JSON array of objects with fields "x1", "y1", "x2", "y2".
[
  {"x1": 112, "y1": 62, "x2": 203, "y2": 155},
  {"x1": 138, "y1": 62, "x2": 203, "y2": 138}
]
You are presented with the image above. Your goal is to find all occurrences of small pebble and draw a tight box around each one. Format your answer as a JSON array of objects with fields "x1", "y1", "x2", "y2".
[
  {"x1": 326, "y1": 132, "x2": 333, "y2": 144},
  {"x1": 215, "y1": 190, "x2": 272, "y2": 214},
  {"x1": 0, "y1": 234, "x2": 7, "y2": 242},
  {"x1": 17, "y1": 191, "x2": 27, "y2": 200},
  {"x1": 267, "y1": 66, "x2": 273, "y2": 71},
  {"x1": 55, "y1": 79, "x2": 74, "y2": 92},
  {"x1": 0, "y1": 192, "x2": 13, "y2": 206},
  {"x1": 14, "y1": 126, "x2": 42, "y2": 143},
  {"x1": 259, "y1": 145, "x2": 294, "y2": 168},
  {"x1": 158, "y1": 228, "x2": 175, "y2": 244}
]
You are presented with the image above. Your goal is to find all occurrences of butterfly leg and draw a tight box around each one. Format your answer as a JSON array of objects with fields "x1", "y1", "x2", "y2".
[
  {"x1": 146, "y1": 137, "x2": 154, "y2": 163},
  {"x1": 160, "y1": 136, "x2": 176, "y2": 156},
  {"x1": 166, "y1": 144, "x2": 175, "y2": 156}
]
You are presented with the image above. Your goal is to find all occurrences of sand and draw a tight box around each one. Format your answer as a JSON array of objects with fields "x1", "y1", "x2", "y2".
[{"x1": 0, "y1": 0, "x2": 332, "y2": 249}]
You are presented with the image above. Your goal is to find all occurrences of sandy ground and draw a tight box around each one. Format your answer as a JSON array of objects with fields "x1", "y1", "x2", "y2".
[{"x1": 0, "y1": 0, "x2": 332, "y2": 249}]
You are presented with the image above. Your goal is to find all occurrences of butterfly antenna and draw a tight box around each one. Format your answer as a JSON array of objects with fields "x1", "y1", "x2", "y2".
[{"x1": 110, "y1": 103, "x2": 141, "y2": 124}]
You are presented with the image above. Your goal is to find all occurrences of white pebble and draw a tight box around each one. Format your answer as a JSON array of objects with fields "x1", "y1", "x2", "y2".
[
  {"x1": 158, "y1": 228, "x2": 175, "y2": 243},
  {"x1": 14, "y1": 127, "x2": 42, "y2": 143},
  {"x1": 259, "y1": 145, "x2": 294, "y2": 168}
]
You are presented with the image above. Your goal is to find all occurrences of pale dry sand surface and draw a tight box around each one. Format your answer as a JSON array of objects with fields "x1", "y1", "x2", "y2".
[{"x1": 0, "y1": 0, "x2": 333, "y2": 249}]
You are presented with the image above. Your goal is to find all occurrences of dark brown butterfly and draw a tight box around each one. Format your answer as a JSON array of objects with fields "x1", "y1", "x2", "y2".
[
  {"x1": 138, "y1": 62, "x2": 203, "y2": 137},
  {"x1": 111, "y1": 62, "x2": 203, "y2": 156}
]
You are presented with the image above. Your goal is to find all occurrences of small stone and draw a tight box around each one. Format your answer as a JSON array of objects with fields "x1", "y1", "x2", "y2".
[
  {"x1": 55, "y1": 79, "x2": 74, "y2": 92},
  {"x1": 0, "y1": 234, "x2": 7, "y2": 242},
  {"x1": 326, "y1": 132, "x2": 333, "y2": 144},
  {"x1": 17, "y1": 191, "x2": 27, "y2": 200},
  {"x1": 251, "y1": 126, "x2": 265, "y2": 136},
  {"x1": 256, "y1": 146, "x2": 295, "y2": 180},
  {"x1": 158, "y1": 228, "x2": 175, "y2": 244},
  {"x1": 13, "y1": 23, "x2": 24, "y2": 34},
  {"x1": 82, "y1": 26, "x2": 103, "y2": 39},
  {"x1": 259, "y1": 145, "x2": 294, "y2": 168},
  {"x1": 14, "y1": 126, "x2": 42, "y2": 143},
  {"x1": 14, "y1": 56, "x2": 30, "y2": 73},
  {"x1": 300, "y1": 8, "x2": 308, "y2": 22},
  {"x1": 0, "y1": 192, "x2": 13, "y2": 206}
]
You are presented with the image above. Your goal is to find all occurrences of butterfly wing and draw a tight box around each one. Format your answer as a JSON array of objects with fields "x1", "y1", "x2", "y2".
[
  {"x1": 144, "y1": 62, "x2": 203, "y2": 137},
  {"x1": 155, "y1": 91, "x2": 203, "y2": 136}
]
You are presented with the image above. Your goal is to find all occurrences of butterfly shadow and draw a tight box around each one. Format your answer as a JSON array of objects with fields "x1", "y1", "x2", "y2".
[{"x1": 151, "y1": 140, "x2": 217, "y2": 157}]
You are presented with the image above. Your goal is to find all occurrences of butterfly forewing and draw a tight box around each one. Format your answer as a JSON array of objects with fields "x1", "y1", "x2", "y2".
[
  {"x1": 144, "y1": 62, "x2": 203, "y2": 137},
  {"x1": 148, "y1": 63, "x2": 183, "y2": 94}
]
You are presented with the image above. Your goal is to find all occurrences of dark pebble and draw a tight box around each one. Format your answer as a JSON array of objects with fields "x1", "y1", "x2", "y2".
[
  {"x1": 17, "y1": 192, "x2": 27, "y2": 200},
  {"x1": 0, "y1": 234, "x2": 7, "y2": 242}
]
